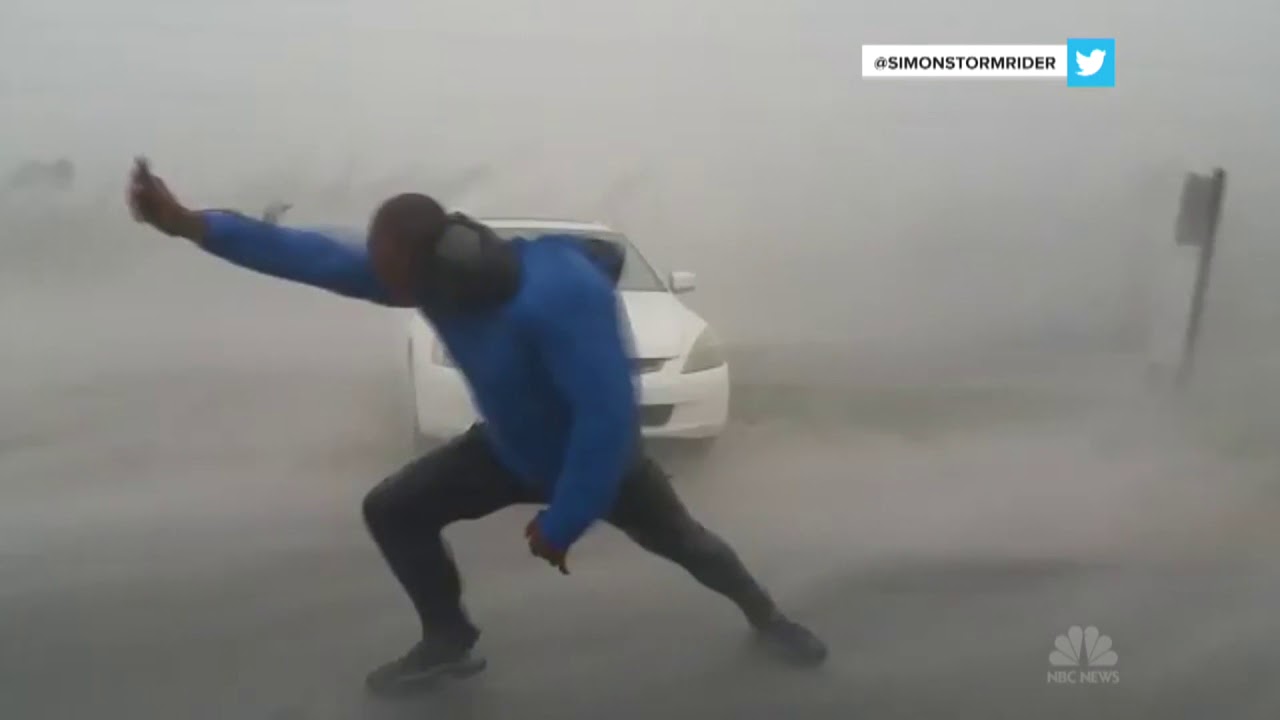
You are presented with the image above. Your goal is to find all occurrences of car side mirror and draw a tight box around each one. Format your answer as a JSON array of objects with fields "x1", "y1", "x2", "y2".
[{"x1": 669, "y1": 270, "x2": 697, "y2": 294}]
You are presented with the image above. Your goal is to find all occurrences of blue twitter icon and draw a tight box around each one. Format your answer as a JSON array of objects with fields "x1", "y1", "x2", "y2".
[{"x1": 1066, "y1": 38, "x2": 1115, "y2": 87}]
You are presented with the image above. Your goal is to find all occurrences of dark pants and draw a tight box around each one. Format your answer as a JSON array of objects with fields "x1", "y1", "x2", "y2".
[{"x1": 362, "y1": 426, "x2": 778, "y2": 646}]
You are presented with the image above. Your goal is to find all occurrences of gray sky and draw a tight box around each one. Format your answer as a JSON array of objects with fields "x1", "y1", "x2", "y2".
[{"x1": 3, "y1": 0, "x2": 1278, "y2": 353}]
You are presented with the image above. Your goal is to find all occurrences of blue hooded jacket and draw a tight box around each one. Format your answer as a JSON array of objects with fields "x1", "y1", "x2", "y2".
[{"x1": 199, "y1": 211, "x2": 639, "y2": 550}]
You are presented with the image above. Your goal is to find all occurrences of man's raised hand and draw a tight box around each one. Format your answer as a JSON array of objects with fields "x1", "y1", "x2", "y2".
[{"x1": 127, "y1": 158, "x2": 201, "y2": 239}]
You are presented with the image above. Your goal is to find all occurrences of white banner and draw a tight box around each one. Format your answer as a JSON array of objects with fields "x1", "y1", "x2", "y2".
[{"x1": 862, "y1": 44, "x2": 1068, "y2": 78}]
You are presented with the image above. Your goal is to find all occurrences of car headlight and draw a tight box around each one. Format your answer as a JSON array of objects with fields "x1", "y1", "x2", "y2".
[
  {"x1": 431, "y1": 341, "x2": 457, "y2": 368},
  {"x1": 682, "y1": 327, "x2": 726, "y2": 373}
]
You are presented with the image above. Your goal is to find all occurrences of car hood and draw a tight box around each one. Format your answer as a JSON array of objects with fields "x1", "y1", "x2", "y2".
[{"x1": 619, "y1": 291, "x2": 701, "y2": 360}]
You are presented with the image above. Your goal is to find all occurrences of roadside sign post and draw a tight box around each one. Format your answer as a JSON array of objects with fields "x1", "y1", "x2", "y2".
[{"x1": 1174, "y1": 168, "x2": 1227, "y2": 389}]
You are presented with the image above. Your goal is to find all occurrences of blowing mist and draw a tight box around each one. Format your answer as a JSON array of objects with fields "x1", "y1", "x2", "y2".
[{"x1": 3, "y1": 1, "x2": 1280, "y2": 718}]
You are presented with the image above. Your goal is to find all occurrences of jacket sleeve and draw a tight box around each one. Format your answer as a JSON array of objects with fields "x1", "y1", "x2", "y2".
[
  {"x1": 529, "y1": 274, "x2": 639, "y2": 550},
  {"x1": 198, "y1": 210, "x2": 396, "y2": 305}
]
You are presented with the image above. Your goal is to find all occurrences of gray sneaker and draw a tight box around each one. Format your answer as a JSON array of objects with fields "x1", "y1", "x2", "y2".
[
  {"x1": 365, "y1": 640, "x2": 487, "y2": 695},
  {"x1": 754, "y1": 614, "x2": 829, "y2": 667}
]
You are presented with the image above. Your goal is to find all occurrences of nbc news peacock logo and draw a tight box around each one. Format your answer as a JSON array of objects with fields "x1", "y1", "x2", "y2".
[{"x1": 1046, "y1": 625, "x2": 1120, "y2": 685}]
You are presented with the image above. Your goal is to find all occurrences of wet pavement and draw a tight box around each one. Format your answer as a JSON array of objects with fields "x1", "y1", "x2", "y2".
[{"x1": 3, "y1": 254, "x2": 1280, "y2": 719}]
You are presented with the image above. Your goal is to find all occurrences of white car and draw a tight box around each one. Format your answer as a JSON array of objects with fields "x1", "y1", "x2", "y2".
[{"x1": 405, "y1": 219, "x2": 730, "y2": 443}]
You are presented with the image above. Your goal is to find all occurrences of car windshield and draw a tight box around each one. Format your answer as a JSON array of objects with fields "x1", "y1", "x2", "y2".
[{"x1": 492, "y1": 228, "x2": 667, "y2": 292}]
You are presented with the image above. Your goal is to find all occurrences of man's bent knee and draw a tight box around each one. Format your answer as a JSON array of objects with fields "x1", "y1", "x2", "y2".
[
  {"x1": 362, "y1": 472, "x2": 426, "y2": 535},
  {"x1": 361, "y1": 480, "x2": 396, "y2": 534}
]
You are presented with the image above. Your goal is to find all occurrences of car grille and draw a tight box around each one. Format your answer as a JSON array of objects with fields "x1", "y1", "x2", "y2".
[
  {"x1": 640, "y1": 404, "x2": 674, "y2": 427},
  {"x1": 632, "y1": 358, "x2": 667, "y2": 374}
]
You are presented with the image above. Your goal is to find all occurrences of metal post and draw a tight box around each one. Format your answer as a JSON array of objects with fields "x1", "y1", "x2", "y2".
[{"x1": 1175, "y1": 168, "x2": 1227, "y2": 389}]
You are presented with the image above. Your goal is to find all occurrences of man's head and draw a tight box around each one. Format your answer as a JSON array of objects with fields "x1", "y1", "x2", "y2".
[
  {"x1": 367, "y1": 193, "x2": 449, "y2": 306},
  {"x1": 367, "y1": 193, "x2": 520, "y2": 311}
]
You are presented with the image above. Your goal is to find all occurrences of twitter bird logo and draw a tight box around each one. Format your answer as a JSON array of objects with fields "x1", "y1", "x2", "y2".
[
  {"x1": 1075, "y1": 49, "x2": 1105, "y2": 76},
  {"x1": 1067, "y1": 38, "x2": 1116, "y2": 87}
]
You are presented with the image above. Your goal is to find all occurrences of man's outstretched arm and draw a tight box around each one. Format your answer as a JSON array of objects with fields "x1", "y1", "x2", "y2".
[
  {"x1": 126, "y1": 158, "x2": 398, "y2": 306},
  {"x1": 197, "y1": 211, "x2": 395, "y2": 305}
]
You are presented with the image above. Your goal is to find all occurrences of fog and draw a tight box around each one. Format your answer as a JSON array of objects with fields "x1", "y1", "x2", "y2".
[
  {"x1": 7, "y1": 0, "x2": 1280, "y2": 352},
  {"x1": 4, "y1": 1, "x2": 1280, "y2": 718}
]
